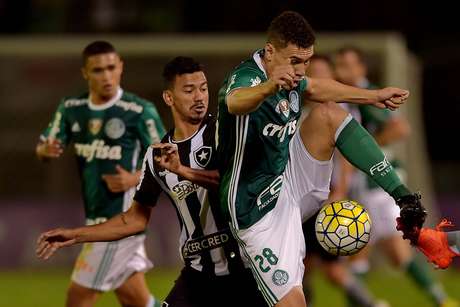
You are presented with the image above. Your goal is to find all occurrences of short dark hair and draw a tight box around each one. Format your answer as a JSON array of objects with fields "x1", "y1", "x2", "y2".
[
  {"x1": 162, "y1": 56, "x2": 204, "y2": 89},
  {"x1": 336, "y1": 46, "x2": 366, "y2": 64},
  {"x1": 82, "y1": 41, "x2": 117, "y2": 63},
  {"x1": 267, "y1": 11, "x2": 315, "y2": 49}
]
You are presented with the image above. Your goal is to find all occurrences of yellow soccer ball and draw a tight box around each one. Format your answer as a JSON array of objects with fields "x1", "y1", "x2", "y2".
[{"x1": 315, "y1": 200, "x2": 371, "y2": 256}]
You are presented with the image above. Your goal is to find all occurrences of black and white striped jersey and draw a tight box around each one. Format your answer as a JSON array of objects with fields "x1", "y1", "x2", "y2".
[{"x1": 134, "y1": 115, "x2": 244, "y2": 276}]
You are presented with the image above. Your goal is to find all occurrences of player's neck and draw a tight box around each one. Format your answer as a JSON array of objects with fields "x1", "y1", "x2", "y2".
[
  {"x1": 90, "y1": 93, "x2": 116, "y2": 105},
  {"x1": 172, "y1": 119, "x2": 201, "y2": 142}
]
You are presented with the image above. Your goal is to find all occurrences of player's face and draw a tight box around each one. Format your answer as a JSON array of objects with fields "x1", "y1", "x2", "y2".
[
  {"x1": 334, "y1": 51, "x2": 366, "y2": 86},
  {"x1": 82, "y1": 52, "x2": 123, "y2": 100},
  {"x1": 168, "y1": 71, "x2": 209, "y2": 124},
  {"x1": 269, "y1": 43, "x2": 314, "y2": 87},
  {"x1": 307, "y1": 59, "x2": 334, "y2": 79}
]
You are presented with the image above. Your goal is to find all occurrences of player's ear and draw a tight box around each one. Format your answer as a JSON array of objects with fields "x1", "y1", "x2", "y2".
[
  {"x1": 162, "y1": 90, "x2": 174, "y2": 107},
  {"x1": 265, "y1": 43, "x2": 275, "y2": 62},
  {"x1": 81, "y1": 67, "x2": 88, "y2": 80}
]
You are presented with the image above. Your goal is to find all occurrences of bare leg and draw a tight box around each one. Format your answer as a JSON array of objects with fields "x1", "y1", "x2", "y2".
[
  {"x1": 115, "y1": 271, "x2": 153, "y2": 307},
  {"x1": 276, "y1": 286, "x2": 307, "y2": 307},
  {"x1": 66, "y1": 282, "x2": 101, "y2": 307}
]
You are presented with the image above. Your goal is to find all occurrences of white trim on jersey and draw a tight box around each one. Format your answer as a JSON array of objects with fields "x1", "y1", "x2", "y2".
[
  {"x1": 123, "y1": 140, "x2": 141, "y2": 212},
  {"x1": 88, "y1": 87, "x2": 123, "y2": 111},
  {"x1": 228, "y1": 115, "x2": 249, "y2": 230},
  {"x1": 253, "y1": 50, "x2": 268, "y2": 78}
]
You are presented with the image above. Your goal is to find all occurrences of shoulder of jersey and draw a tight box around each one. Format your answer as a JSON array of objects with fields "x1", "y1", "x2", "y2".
[
  {"x1": 117, "y1": 91, "x2": 156, "y2": 114},
  {"x1": 61, "y1": 93, "x2": 89, "y2": 108}
]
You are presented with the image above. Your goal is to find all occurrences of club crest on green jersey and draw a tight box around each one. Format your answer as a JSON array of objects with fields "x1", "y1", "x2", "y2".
[
  {"x1": 289, "y1": 90, "x2": 300, "y2": 113},
  {"x1": 104, "y1": 118, "x2": 125, "y2": 139},
  {"x1": 275, "y1": 99, "x2": 290, "y2": 118},
  {"x1": 193, "y1": 146, "x2": 212, "y2": 168},
  {"x1": 88, "y1": 118, "x2": 103, "y2": 135}
]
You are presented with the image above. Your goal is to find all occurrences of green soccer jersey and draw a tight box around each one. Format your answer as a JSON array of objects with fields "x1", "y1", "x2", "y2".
[
  {"x1": 40, "y1": 88, "x2": 166, "y2": 223},
  {"x1": 217, "y1": 50, "x2": 307, "y2": 229}
]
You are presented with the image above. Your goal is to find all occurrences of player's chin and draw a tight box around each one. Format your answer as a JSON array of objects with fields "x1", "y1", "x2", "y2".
[{"x1": 189, "y1": 112, "x2": 206, "y2": 125}]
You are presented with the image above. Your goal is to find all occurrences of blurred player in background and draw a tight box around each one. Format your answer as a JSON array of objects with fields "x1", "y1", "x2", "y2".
[
  {"x1": 334, "y1": 46, "x2": 457, "y2": 307},
  {"x1": 35, "y1": 41, "x2": 165, "y2": 307},
  {"x1": 36, "y1": 56, "x2": 266, "y2": 307},
  {"x1": 302, "y1": 54, "x2": 388, "y2": 307}
]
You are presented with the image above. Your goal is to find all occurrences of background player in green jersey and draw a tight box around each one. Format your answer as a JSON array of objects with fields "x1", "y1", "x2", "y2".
[
  {"x1": 333, "y1": 46, "x2": 458, "y2": 307},
  {"x1": 217, "y1": 11, "x2": 426, "y2": 307},
  {"x1": 36, "y1": 41, "x2": 165, "y2": 307}
]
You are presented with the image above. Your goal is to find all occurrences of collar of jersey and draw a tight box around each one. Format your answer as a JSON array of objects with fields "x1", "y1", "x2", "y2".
[
  {"x1": 169, "y1": 123, "x2": 207, "y2": 144},
  {"x1": 253, "y1": 50, "x2": 268, "y2": 78},
  {"x1": 88, "y1": 87, "x2": 123, "y2": 111}
]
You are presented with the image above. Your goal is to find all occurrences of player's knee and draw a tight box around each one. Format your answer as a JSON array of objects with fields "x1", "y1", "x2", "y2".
[
  {"x1": 66, "y1": 282, "x2": 99, "y2": 307},
  {"x1": 307, "y1": 102, "x2": 348, "y2": 130}
]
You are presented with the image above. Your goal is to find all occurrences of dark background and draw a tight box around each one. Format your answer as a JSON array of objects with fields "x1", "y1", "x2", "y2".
[{"x1": 1, "y1": 0, "x2": 458, "y2": 193}]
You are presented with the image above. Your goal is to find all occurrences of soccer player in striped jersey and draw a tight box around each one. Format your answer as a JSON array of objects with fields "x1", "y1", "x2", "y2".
[
  {"x1": 35, "y1": 41, "x2": 165, "y2": 307},
  {"x1": 36, "y1": 56, "x2": 266, "y2": 307}
]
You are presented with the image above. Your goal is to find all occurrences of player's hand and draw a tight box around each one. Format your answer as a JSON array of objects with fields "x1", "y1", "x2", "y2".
[
  {"x1": 374, "y1": 87, "x2": 410, "y2": 110},
  {"x1": 36, "y1": 228, "x2": 77, "y2": 260},
  {"x1": 396, "y1": 193, "x2": 427, "y2": 245},
  {"x1": 36, "y1": 138, "x2": 63, "y2": 160},
  {"x1": 268, "y1": 65, "x2": 303, "y2": 91},
  {"x1": 152, "y1": 143, "x2": 182, "y2": 174},
  {"x1": 102, "y1": 165, "x2": 139, "y2": 193}
]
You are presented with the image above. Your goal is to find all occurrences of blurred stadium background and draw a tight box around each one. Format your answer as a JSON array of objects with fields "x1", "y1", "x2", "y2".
[{"x1": 1, "y1": 1, "x2": 459, "y2": 306}]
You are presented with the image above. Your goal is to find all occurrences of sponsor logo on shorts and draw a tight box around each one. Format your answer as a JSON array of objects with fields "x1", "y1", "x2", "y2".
[
  {"x1": 256, "y1": 175, "x2": 283, "y2": 211},
  {"x1": 272, "y1": 269, "x2": 289, "y2": 286},
  {"x1": 104, "y1": 118, "x2": 125, "y2": 139},
  {"x1": 182, "y1": 229, "x2": 231, "y2": 259}
]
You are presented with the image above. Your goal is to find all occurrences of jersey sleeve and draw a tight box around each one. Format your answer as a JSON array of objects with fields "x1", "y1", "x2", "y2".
[
  {"x1": 136, "y1": 102, "x2": 166, "y2": 168},
  {"x1": 133, "y1": 147, "x2": 162, "y2": 207},
  {"x1": 359, "y1": 105, "x2": 392, "y2": 131},
  {"x1": 224, "y1": 66, "x2": 265, "y2": 98},
  {"x1": 40, "y1": 100, "x2": 71, "y2": 146}
]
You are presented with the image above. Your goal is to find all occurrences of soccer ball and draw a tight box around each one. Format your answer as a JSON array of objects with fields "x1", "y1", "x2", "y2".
[{"x1": 315, "y1": 200, "x2": 371, "y2": 256}]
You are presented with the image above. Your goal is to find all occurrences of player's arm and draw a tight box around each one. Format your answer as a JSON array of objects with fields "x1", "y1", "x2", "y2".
[
  {"x1": 36, "y1": 201, "x2": 152, "y2": 260},
  {"x1": 304, "y1": 77, "x2": 409, "y2": 110},
  {"x1": 226, "y1": 66, "x2": 294, "y2": 115},
  {"x1": 36, "y1": 100, "x2": 69, "y2": 161},
  {"x1": 152, "y1": 143, "x2": 219, "y2": 191},
  {"x1": 37, "y1": 148, "x2": 162, "y2": 260}
]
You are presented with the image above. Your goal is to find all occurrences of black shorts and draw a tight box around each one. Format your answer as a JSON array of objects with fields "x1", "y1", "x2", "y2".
[
  {"x1": 303, "y1": 212, "x2": 339, "y2": 262},
  {"x1": 163, "y1": 266, "x2": 266, "y2": 307}
]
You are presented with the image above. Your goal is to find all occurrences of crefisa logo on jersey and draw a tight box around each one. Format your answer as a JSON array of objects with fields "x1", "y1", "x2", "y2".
[
  {"x1": 105, "y1": 118, "x2": 125, "y2": 139},
  {"x1": 289, "y1": 90, "x2": 300, "y2": 113},
  {"x1": 88, "y1": 119, "x2": 103, "y2": 135},
  {"x1": 193, "y1": 146, "x2": 212, "y2": 168},
  {"x1": 275, "y1": 99, "x2": 290, "y2": 118}
]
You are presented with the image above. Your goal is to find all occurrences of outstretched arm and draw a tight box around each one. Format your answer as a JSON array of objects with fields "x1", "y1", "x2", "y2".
[
  {"x1": 152, "y1": 143, "x2": 219, "y2": 191},
  {"x1": 36, "y1": 201, "x2": 152, "y2": 260},
  {"x1": 305, "y1": 77, "x2": 409, "y2": 110}
]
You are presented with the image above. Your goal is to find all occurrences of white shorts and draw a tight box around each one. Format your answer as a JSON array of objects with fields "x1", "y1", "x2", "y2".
[
  {"x1": 233, "y1": 130, "x2": 333, "y2": 306},
  {"x1": 358, "y1": 188, "x2": 400, "y2": 244},
  {"x1": 71, "y1": 234, "x2": 153, "y2": 291}
]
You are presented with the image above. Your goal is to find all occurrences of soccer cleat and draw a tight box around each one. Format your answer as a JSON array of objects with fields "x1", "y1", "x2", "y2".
[{"x1": 416, "y1": 219, "x2": 460, "y2": 269}]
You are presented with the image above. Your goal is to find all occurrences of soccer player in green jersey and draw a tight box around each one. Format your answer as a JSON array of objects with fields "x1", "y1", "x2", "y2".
[
  {"x1": 217, "y1": 11, "x2": 426, "y2": 307},
  {"x1": 36, "y1": 41, "x2": 165, "y2": 307},
  {"x1": 334, "y1": 46, "x2": 458, "y2": 307}
]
